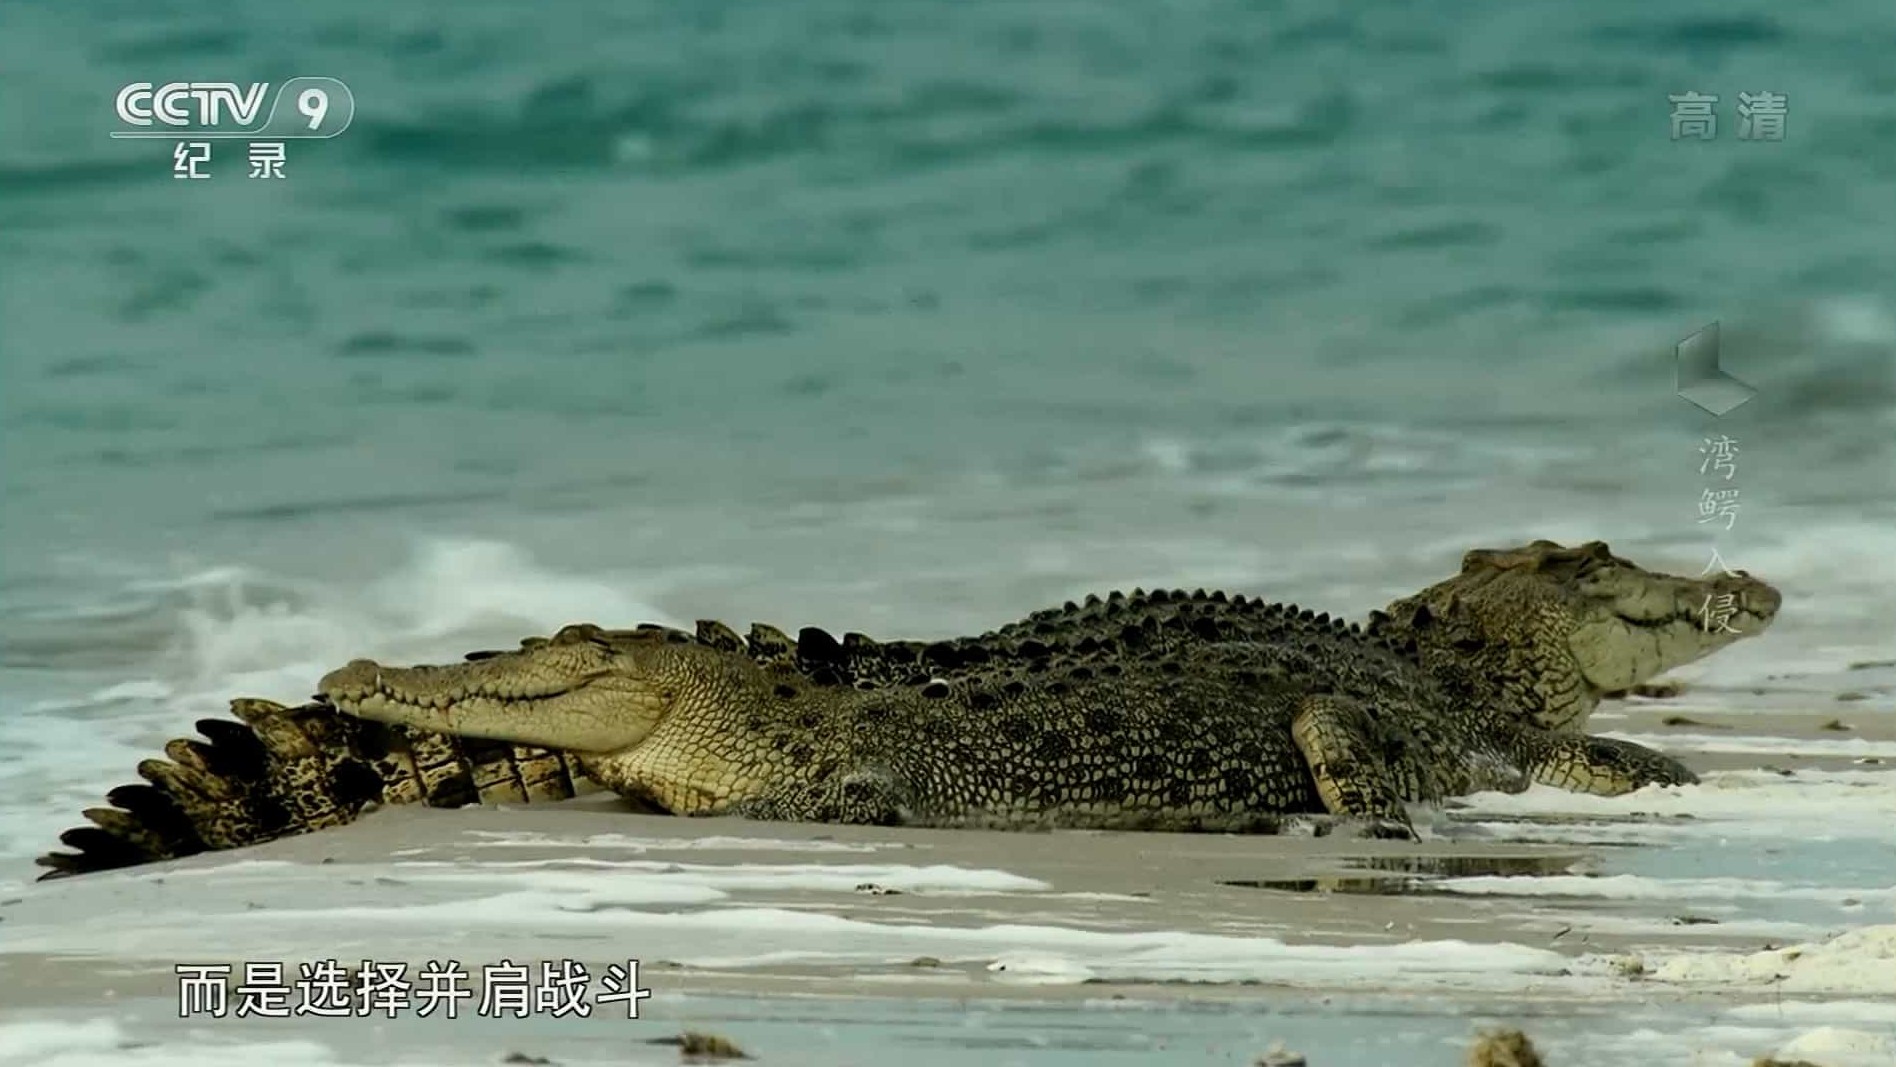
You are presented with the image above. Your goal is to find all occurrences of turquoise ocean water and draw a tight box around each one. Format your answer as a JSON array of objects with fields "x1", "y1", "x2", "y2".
[{"x1": 3, "y1": 0, "x2": 1894, "y2": 924}]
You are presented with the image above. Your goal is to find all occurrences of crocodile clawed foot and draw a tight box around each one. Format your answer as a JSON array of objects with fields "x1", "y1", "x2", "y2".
[
  {"x1": 1305, "y1": 815, "x2": 1418, "y2": 841},
  {"x1": 1528, "y1": 734, "x2": 1699, "y2": 796},
  {"x1": 1351, "y1": 817, "x2": 1419, "y2": 842}
]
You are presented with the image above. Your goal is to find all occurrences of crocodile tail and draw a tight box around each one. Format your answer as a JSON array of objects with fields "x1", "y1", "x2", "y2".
[{"x1": 34, "y1": 698, "x2": 591, "y2": 880}]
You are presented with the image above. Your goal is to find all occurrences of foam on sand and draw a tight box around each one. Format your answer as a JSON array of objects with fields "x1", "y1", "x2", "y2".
[
  {"x1": 1645, "y1": 924, "x2": 1896, "y2": 996},
  {"x1": 384, "y1": 859, "x2": 1051, "y2": 895},
  {"x1": 1433, "y1": 873, "x2": 1894, "y2": 906},
  {"x1": 442, "y1": 830, "x2": 891, "y2": 853},
  {"x1": 0, "y1": 1017, "x2": 452, "y2": 1067},
  {"x1": 1446, "y1": 768, "x2": 1896, "y2": 842},
  {"x1": 1604, "y1": 731, "x2": 1896, "y2": 759},
  {"x1": 153, "y1": 856, "x2": 1049, "y2": 897},
  {"x1": 1767, "y1": 1025, "x2": 1896, "y2": 1067}
]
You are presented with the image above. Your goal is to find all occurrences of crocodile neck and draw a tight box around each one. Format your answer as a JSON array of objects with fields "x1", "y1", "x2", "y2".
[{"x1": 1360, "y1": 607, "x2": 1543, "y2": 727}]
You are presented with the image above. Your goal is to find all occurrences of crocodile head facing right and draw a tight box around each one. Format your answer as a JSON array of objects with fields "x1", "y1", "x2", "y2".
[{"x1": 1374, "y1": 539, "x2": 1781, "y2": 732}]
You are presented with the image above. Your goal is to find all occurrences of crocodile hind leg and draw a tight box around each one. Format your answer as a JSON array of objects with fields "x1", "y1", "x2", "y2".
[
  {"x1": 1291, "y1": 694, "x2": 1416, "y2": 839},
  {"x1": 1522, "y1": 731, "x2": 1697, "y2": 795}
]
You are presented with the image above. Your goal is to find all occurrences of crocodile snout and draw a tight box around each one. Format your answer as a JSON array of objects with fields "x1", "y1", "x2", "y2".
[{"x1": 316, "y1": 659, "x2": 382, "y2": 702}]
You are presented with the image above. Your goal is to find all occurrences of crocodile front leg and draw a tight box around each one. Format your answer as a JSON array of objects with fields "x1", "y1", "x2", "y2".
[
  {"x1": 1520, "y1": 731, "x2": 1698, "y2": 794},
  {"x1": 1291, "y1": 694, "x2": 1417, "y2": 839}
]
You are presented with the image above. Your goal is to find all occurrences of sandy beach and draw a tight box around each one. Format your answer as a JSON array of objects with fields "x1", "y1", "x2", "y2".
[{"x1": 4, "y1": 694, "x2": 1893, "y2": 1067}]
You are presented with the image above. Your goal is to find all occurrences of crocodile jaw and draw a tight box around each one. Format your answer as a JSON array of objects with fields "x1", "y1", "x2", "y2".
[
  {"x1": 1454, "y1": 539, "x2": 1782, "y2": 689},
  {"x1": 1568, "y1": 562, "x2": 1781, "y2": 693},
  {"x1": 316, "y1": 624, "x2": 682, "y2": 753}
]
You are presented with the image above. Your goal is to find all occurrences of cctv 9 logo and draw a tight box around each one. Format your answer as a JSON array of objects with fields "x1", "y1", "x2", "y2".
[{"x1": 113, "y1": 78, "x2": 355, "y2": 139}]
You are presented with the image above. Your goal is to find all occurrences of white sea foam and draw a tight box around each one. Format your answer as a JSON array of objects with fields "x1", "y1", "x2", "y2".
[
  {"x1": 152, "y1": 538, "x2": 682, "y2": 703},
  {"x1": 1447, "y1": 769, "x2": 1896, "y2": 842},
  {"x1": 0, "y1": 1019, "x2": 125, "y2": 1065},
  {"x1": 1605, "y1": 732, "x2": 1896, "y2": 759},
  {"x1": 1724, "y1": 999, "x2": 1896, "y2": 1027},
  {"x1": 383, "y1": 859, "x2": 1050, "y2": 896},
  {"x1": 444, "y1": 830, "x2": 891, "y2": 853},
  {"x1": 1434, "y1": 873, "x2": 1895, "y2": 906},
  {"x1": 147, "y1": 857, "x2": 1044, "y2": 896},
  {"x1": 1770, "y1": 1025, "x2": 1896, "y2": 1067},
  {"x1": 1646, "y1": 924, "x2": 1896, "y2": 996},
  {"x1": 1589, "y1": 1022, "x2": 1896, "y2": 1067},
  {"x1": 360, "y1": 539, "x2": 683, "y2": 642},
  {"x1": 0, "y1": 1018, "x2": 443, "y2": 1067},
  {"x1": 0, "y1": 537, "x2": 700, "y2": 870},
  {"x1": 985, "y1": 952, "x2": 1104, "y2": 984}
]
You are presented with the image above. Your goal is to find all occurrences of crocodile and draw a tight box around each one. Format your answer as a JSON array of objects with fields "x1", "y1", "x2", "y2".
[
  {"x1": 774, "y1": 539, "x2": 1779, "y2": 735},
  {"x1": 34, "y1": 539, "x2": 1779, "y2": 879}
]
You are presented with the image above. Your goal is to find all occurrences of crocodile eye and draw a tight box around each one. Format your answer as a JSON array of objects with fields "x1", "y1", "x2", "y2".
[{"x1": 552, "y1": 623, "x2": 605, "y2": 644}]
